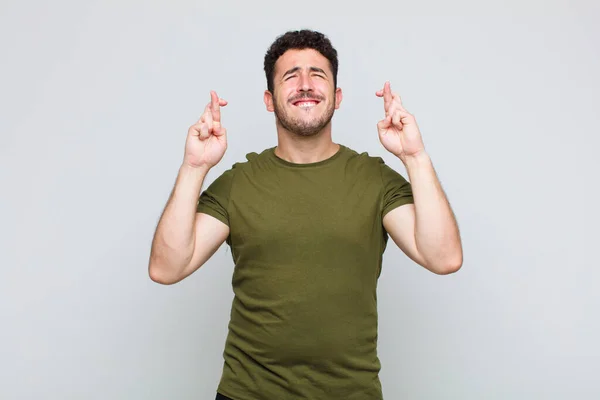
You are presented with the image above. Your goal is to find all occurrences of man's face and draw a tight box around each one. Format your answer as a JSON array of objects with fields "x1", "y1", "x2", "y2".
[{"x1": 265, "y1": 48, "x2": 342, "y2": 137}]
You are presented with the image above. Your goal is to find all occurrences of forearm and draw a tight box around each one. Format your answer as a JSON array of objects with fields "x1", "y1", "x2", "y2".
[
  {"x1": 149, "y1": 164, "x2": 209, "y2": 280},
  {"x1": 404, "y1": 151, "x2": 462, "y2": 273}
]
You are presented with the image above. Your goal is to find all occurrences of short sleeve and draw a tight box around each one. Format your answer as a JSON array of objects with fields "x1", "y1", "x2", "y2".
[
  {"x1": 196, "y1": 165, "x2": 237, "y2": 226},
  {"x1": 379, "y1": 159, "x2": 414, "y2": 218}
]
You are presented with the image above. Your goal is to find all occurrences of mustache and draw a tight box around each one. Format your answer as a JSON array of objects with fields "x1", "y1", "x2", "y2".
[{"x1": 288, "y1": 93, "x2": 324, "y2": 103}]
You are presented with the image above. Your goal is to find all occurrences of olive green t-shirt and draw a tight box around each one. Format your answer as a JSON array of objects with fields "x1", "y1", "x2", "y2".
[{"x1": 197, "y1": 144, "x2": 413, "y2": 400}]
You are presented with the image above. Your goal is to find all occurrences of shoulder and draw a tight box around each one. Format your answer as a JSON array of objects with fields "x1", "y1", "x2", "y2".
[
  {"x1": 243, "y1": 146, "x2": 274, "y2": 164},
  {"x1": 341, "y1": 144, "x2": 388, "y2": 172},
  {"x1": 214, "y1": 146, "x2": 276, "y2": 180},
  {"x1": 341, "y1": 144, "x2": 409, "y2": 187}
]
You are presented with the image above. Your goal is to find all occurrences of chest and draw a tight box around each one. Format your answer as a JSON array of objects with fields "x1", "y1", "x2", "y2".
[{"x1": 227, "y1": 171, "x2": 384, "y2": 256}]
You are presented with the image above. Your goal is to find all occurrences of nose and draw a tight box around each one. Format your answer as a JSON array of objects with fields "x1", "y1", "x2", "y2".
[{"x1": 298, "y1": 70, "x2": 314, "y2": 92}]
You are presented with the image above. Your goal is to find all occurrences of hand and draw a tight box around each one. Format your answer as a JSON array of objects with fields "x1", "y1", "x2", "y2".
[
  {"x1": 376, "y1": 82, "x2": 425, "y2": 163},
  {"x1": 184, "y1": 91, "x2": 228, "y2": 169}
]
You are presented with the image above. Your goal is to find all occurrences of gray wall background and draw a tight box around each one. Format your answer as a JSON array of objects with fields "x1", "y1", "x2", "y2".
[{"x1": 2, "y1": 1, "x2": 599, "y2": 399}]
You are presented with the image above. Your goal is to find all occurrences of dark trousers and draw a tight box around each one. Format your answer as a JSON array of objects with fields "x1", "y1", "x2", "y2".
[{"x1": 216, "y1": 392, "x2": 235, "y2": 400}]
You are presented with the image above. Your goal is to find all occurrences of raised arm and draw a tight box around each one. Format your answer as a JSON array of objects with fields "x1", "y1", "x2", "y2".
[
  {"x1": 148, "y1": 91, "x2": 230, "y2": 285},
  {"x1": 376, "y1": 82, "x2": 462, "y2": 274}
]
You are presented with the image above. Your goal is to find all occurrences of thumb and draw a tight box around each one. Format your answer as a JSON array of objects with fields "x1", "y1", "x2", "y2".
[
  {"x1": 216, "y1": 128, "x2": 228, "y2": 147},
  {"x1": 213, "y1": 126, "x2": 227, "y2": 137},
  {"x1": 377, "y1": 116, "x2": 391, "y2": 132},
  {"x1": 211, "y1": 120, "x2": 222, "y2": 135}
]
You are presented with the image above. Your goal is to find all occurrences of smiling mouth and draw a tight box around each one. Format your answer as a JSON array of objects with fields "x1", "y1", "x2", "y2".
[{"x1": 292, "y1": 100, "x2": 320, "y2": 109}]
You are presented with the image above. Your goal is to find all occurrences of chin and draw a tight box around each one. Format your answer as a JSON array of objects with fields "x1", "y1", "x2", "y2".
[
  {"x1": 274, "y1": 102, "x2": 334, "y2": 137},
  {"x1": 276, "y1": 118, "x2": 323, "y2": 137},
  {"x1": 293, "y1": 127, "x2": 322, "y2": 137}
]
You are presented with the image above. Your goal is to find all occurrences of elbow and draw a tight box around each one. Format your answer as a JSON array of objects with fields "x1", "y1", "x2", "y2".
[
  {"x1": 434, "y1": 261, "x2": 462, "y2": 275},
  {"x1": 429, "y1": 253, "x2": 463, "y2": 275},
  {"x1": 148, "y1": 259, "x2": 180, "y2": 285}
]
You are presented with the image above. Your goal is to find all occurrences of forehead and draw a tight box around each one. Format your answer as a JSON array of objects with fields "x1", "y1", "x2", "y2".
[{"x1": 274, "y1": 48, "x2": 332, "y2": 76}]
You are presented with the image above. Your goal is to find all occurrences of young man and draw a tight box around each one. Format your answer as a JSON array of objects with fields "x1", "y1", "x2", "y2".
[{"x1": 149, "y1": 30, "x2": 462, "y2": 400}]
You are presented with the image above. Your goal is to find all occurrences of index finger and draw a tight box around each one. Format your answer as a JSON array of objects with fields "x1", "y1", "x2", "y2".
[
  {"x1": 392, "y1": 92, "x2": 406, "y2": 111},
  {"x1": 210, "y1": 90, "x2": 221, "y2": 122},
  {"x1": 383, "y1": 81, "x2": 392, "y2": 108}
]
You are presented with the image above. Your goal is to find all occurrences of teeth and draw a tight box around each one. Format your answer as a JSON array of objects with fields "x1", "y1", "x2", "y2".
[{"x1": 297, "y1": 101, "x2": 317, "y2": 108}]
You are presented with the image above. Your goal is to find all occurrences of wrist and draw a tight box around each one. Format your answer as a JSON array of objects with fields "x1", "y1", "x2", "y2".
[
  {"x1": 180, "y1": 163, "x2": 211, "y2": 179},
  {"x1": 401, "y1": 150, "x2": 430, "y2": 169}
]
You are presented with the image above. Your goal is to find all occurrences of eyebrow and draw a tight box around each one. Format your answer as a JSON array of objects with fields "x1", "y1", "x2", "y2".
[{"x1": 282, "y1": 66, "x2": 328, "y2": 79}]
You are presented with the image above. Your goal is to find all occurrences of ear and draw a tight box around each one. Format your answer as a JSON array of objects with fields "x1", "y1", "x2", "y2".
[
  {"x1": 334, "y1": 87, "x2": 343, "y2": 109},
  {"x1": 264, "y1": 90, "x2": 275, "y2": 112}
]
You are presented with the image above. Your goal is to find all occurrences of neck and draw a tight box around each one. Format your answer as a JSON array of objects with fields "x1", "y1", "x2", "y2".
[{"x1": 274, "y1": 123, "x2": 339, "y2": 164}]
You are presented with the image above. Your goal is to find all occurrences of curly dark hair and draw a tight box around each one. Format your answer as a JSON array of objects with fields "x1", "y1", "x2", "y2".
[{"x1": 263, "y1": 29, "x2": 338, "y2": 93}]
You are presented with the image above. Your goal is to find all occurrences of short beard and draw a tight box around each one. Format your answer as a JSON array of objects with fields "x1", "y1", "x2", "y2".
[{"x1": 273, "y1": 93, "x2": 335, "y2": 137}]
